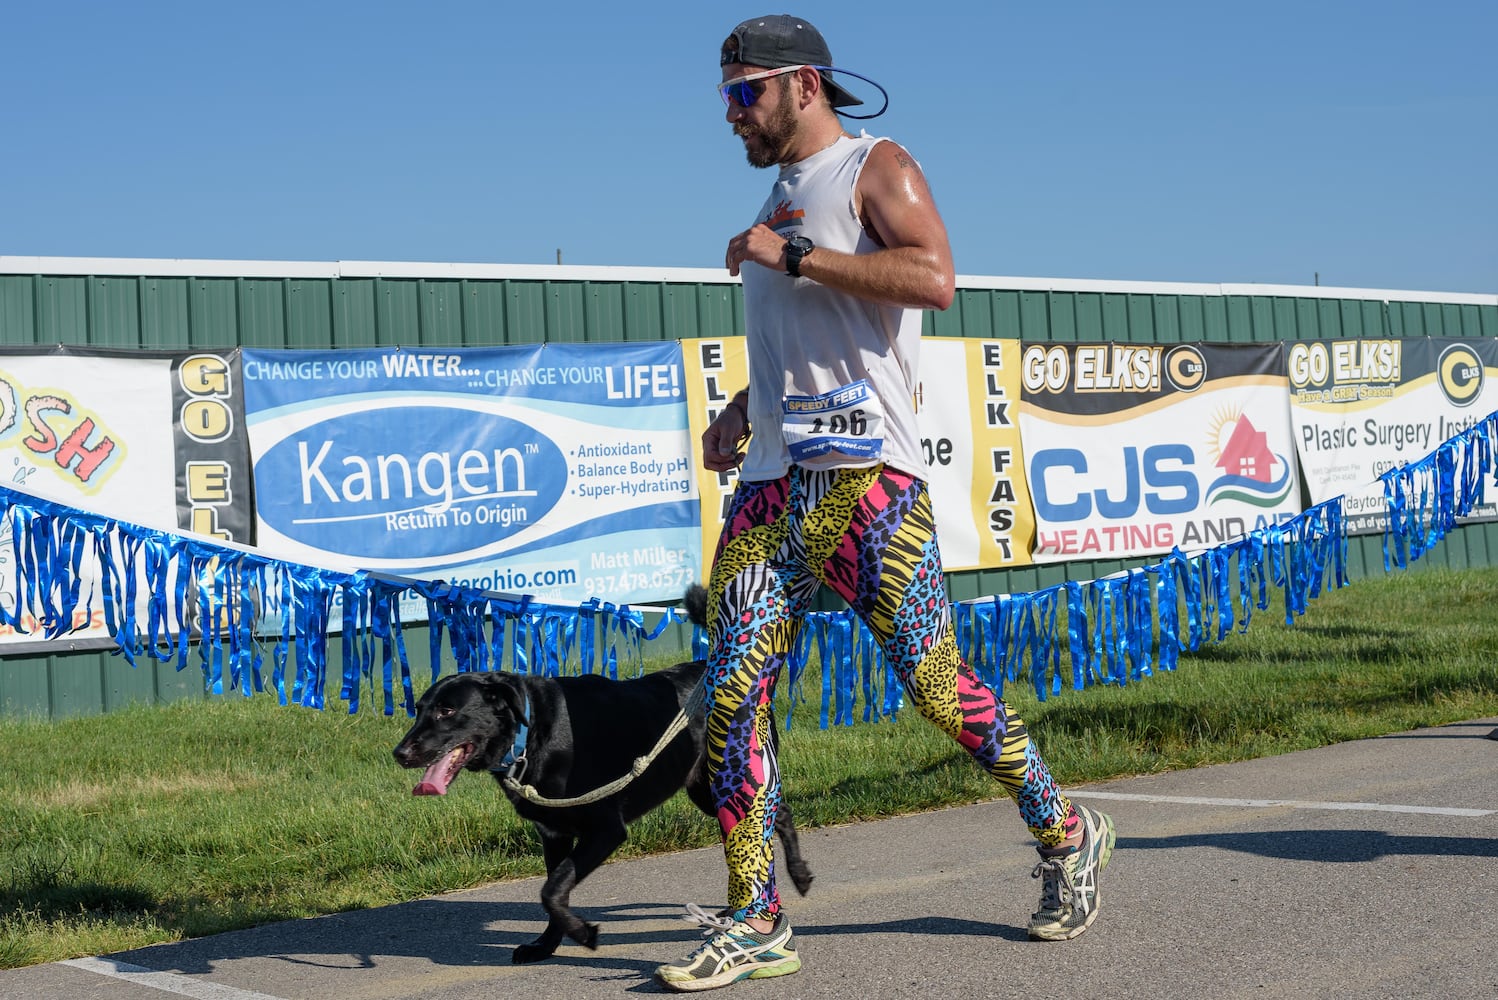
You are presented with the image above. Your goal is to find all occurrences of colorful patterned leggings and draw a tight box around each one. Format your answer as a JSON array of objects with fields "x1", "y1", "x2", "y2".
[{"x1": 704, "y1": 464, "x2": 1075, "y2": 921}]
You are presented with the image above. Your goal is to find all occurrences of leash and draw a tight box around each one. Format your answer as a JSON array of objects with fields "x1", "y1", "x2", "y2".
[{"x1": 495, "y1": 677, "x2": 707, "y2": 808}]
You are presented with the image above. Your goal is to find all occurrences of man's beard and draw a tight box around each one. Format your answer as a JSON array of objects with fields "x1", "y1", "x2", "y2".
[{"x1": 734, "y1": 84, "x2": 797, "y2": 168}]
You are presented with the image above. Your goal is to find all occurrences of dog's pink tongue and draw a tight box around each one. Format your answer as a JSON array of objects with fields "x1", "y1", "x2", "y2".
[
  {"x1": 412, "y1": 746, "x2": 465, "y2": 796},
  {"x1": 412, "y1": 777, "x2": 446, "y2": 796}
]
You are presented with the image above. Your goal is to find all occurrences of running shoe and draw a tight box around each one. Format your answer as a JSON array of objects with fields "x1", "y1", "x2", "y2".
[
  {"x1": 1027, "y1": 802, "x2": 1116, "y2": 941},
  {"x1": 655, "y1": 903, "x2": 801, "y2": 992}
]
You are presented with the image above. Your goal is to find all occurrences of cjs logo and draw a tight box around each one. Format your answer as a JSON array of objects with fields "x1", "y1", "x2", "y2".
[
  {"x1": 0, "y1": 372, "x2": 121, "y2": 490},
  {"x1": 1030, "y1": 408, "x2": 1293, "y2": 522}
]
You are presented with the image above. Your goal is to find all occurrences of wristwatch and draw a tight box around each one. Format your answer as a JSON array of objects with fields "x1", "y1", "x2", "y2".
[{"x1": 784, "y1": 235, "x2": 815, "y2": 277}]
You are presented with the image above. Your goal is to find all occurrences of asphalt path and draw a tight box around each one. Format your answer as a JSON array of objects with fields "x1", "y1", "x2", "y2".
[{"x1": 5, "y1": 718, "x2": 1496, "y2": 1000}]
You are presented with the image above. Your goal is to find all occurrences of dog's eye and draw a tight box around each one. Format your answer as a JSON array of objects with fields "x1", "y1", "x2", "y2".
[{"x1": 435, "y1": 706, "x2": 455, "y2": 719}]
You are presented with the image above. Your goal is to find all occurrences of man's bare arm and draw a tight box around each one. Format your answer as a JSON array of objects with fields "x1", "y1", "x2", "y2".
[{"x1": 724, "y1": 140, "x2": 955, "y2": 310}]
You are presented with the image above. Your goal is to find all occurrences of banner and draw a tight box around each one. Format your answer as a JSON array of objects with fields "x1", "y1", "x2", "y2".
[
  {"x1": 1020, "y1": 342, "x2": 1301, "y2": 562},
  {"x1": 0, "y1": 348, "x2": 252, "y2": 647},
  {"x1": 682, "y1": 336, "x2": 1035, "y2": 576},
  {"x1": 172, "y1": 351, "x2": 254, "y2": 543},
  {"x1": 242, "y1": 344, "x2": 700, "y2": 607},
  {"x1": 682, "y1": 335, "x2": 750, "y2": 574},
  {"x1": 914, "y1": 338, "x2": 1033, "y2": 569},
  {"x1": 1289, "y1": 337, "x2": 1498, "y2": 534}
]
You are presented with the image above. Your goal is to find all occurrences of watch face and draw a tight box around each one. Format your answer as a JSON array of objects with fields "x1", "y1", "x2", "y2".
[{"x1": 785, "y1": 235, "x2": 813, "y2": 276}]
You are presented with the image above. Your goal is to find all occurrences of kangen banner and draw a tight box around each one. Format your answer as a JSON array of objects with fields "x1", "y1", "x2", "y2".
[
  {"x1": 242, "y1": 344, "x2": 700, "y2": 607},
  {"x1": 1019, "y1": 342, "x2": 1301, "y2": 562},
  {"x1": 1288, "y1": 337, "x2": 1498, "y2": 534}
]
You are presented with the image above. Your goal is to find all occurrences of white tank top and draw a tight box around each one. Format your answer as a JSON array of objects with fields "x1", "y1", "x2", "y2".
[{"x1": 738, "y1": 133, "x2": 927, "y2": 481}]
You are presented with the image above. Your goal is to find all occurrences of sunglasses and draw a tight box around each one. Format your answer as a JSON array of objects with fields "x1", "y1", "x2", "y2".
[{"x1": 717, "y1": 65, "x2": 808, "y2": 109}]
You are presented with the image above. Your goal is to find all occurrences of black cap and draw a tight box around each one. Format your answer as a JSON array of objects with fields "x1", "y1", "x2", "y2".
[{"x1": 720, "y1": 14, "x2": 863, "y2": 109}]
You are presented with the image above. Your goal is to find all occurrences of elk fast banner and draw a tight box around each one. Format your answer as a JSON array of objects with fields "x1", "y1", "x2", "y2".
[
  {"x1": 242, "y1": 344, "x2": 700, "y2": 608},
  {"x1": 914, "y1": 337, "x2": 1033, "y2": 570},
  {"x1": 1019, "y1": 342, "x2": 1301, "y2": 562},
  {"x1": 1288, "y1": 337, "x2": 1498, "y2": 534},
  {"x1": 682, "y1": 336, "x2": 1034, "y2": 575},
  {"x1": 681, "y1": 334, "x2": 750, "y2": 573},
  {"x1": 0, "y1": 347, "x2": 253, "y2": 647}
]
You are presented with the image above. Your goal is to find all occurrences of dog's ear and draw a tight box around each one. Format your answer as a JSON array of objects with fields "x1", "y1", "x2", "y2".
[{"x1": 482, "y1": 674, "x2": 529, "y2": 724}]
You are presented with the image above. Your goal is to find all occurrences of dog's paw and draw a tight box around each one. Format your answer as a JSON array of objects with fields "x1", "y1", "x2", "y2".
[
  {"x1": 570, "y1": 921, "x2": 600, "y2": 950},
  {"x1": 512, "y1": 941, "x2": 556, "y2": 965}
]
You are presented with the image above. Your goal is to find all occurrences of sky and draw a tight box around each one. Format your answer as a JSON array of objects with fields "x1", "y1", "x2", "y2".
[{"x1": 3, "y1": 1, "x2": 1494, "y2": 296}]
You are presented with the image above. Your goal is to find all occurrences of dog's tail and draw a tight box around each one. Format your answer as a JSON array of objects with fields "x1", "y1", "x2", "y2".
[
  {"x1": 681, "y1": 584, "x2": 712, "y2": 719},
  {"x1": 683, "y1": 583, "x2": 709, "y2": 629}
]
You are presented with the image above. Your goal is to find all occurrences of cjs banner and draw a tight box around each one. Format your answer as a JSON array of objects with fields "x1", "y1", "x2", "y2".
[{"x1": 1019, "y1": 342, "x2": 1301, "y2": 562}]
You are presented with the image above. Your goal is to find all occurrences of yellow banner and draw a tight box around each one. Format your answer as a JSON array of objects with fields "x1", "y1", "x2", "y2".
[{"x1": 681, "y1": 337, "x2": 751, "y2": 579}]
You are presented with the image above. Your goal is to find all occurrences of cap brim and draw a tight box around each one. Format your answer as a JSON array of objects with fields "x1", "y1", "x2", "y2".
[{"x1": 822, "y1": 74, "x2": 863, "y2": 109}]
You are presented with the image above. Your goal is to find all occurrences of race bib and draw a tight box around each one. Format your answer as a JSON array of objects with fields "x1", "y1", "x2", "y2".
[{"x1": 782, "y1": 380, "x2": 885, "y2": 463}]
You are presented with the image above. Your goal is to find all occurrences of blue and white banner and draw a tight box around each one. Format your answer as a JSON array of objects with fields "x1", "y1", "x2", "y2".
[{"x1": 243, "y1": 344, "x2": 700, "y2": 607}]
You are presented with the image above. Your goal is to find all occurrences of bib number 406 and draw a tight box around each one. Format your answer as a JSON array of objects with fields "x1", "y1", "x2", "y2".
[{"x1": 811, "y1": 409, "x2": 868, "y2": 436}]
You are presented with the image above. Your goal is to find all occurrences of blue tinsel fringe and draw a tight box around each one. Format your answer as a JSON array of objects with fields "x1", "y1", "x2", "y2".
[{"x1": 1, "y1": 410, "x2": 1492, "y2": 726}]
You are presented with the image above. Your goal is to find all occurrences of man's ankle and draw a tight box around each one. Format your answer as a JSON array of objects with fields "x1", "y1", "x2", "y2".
[{"x1": 1040, "y1": 827, "x2": 1086, "y2": 859}]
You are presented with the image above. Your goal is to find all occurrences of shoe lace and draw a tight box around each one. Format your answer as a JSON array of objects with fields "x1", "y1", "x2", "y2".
[
  {"x1": 681, "y1": 902, "x2": 739, "y2": 938},
  {"x1": 1031, "y1": 857, "x2": 1075, "y2": 910}
]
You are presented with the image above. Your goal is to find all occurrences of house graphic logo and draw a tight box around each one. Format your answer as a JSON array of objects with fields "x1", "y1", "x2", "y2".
[{"x1": 1204, "y1": 408, "x2": 1294, "y2": 507}]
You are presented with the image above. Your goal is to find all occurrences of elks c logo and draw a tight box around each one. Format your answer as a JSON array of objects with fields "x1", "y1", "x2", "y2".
[
  {"x1": 1164, "y1": 345, "x2": 1207, "y2": 393},
  {"x1": 1436, "y1": 343, "x2": 1484, "y2": 408}
]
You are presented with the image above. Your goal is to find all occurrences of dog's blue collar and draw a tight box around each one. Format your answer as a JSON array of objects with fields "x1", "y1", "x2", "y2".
[{"x1": 492, "y1": 689, "x2": 531, "y2": 779}]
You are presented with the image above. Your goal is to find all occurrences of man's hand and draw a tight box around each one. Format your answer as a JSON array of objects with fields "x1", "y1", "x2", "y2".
[
  {"x1": 701, "y1": 401, "x2": 751, "y2": 472},
  {"x1": 725, "y1": 224, "x2": 787, "y2": 277}
]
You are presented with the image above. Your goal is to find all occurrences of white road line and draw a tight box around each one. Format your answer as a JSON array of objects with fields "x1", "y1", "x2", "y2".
[
  {"x1": 1071, "y1": 790, "x2": 1493, "y2": 817},
  {"x1": 60, "y1": 957, "x2": 288, "y2": 1000}
]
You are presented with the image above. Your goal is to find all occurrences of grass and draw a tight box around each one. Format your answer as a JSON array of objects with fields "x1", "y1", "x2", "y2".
[{"x1": 3, "y1": 565, "x2": 1497, "y2": 968}]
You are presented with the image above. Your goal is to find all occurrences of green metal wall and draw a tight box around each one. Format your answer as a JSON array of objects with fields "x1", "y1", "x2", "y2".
[
  {"x1": 2, "y1": 260, "x2": 1494, "y2": 718},
  {"x1": 936, "y1": 286, "x2": 1495, "y2": 345},
  {"x1": 4, "y1": 271, "x2": 1491, "y2": 351},
  {"x1": 0, "y1": 272, "x2": 747, "y2": 349}
]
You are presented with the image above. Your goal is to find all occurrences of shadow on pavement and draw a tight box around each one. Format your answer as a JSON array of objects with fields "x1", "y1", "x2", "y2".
[{"x1": 1119, "y1": 828, "x2": 1498, "y2": 862}]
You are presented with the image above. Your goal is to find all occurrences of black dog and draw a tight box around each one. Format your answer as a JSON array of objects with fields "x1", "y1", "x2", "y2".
[{"x1": 392, "y1": 585, "x2": 813, "y2": 964}]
